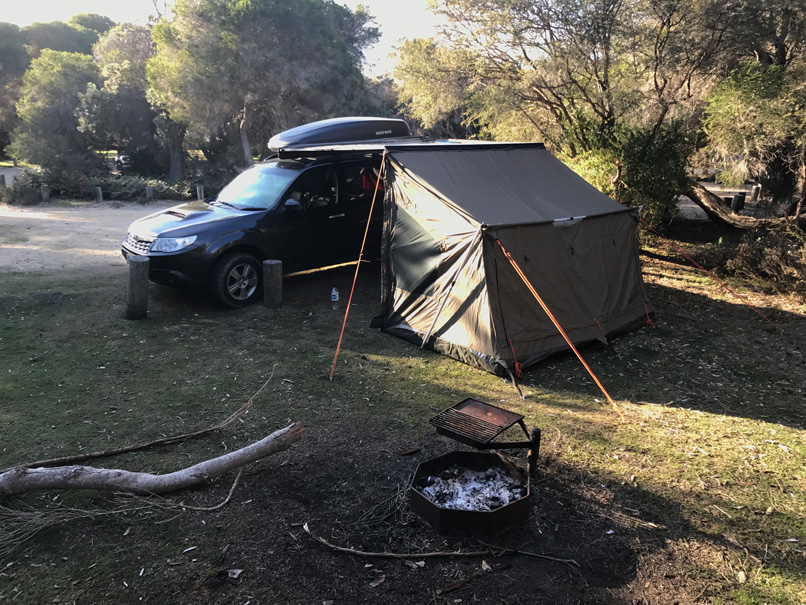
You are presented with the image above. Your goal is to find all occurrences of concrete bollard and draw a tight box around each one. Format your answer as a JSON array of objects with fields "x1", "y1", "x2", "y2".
[
  {"x1": 94, "y1": 187, "x2": 103, "y2": 203},
  {"x1": 196, "y1": 185, "x2": 204, "y2": 200},
  {"x1": 145, "y1": 186, "x2": 153, "y2": 201},
  {"x1": 125, "y1": 255, "x2": 149, "y2": 320},
  {"x1": 262, "y1": 259, "x2": 283, "y2": 308},
  {"x1": 41, "y1": 184, "x2": 50, "y2": 202}
]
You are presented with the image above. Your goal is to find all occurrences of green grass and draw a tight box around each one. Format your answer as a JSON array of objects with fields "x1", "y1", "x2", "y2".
[{"x1": 0, "y1": 247, "x2": 804, "y2": 603}]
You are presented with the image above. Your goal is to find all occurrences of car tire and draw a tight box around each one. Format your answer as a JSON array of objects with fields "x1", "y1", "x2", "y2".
[{"x1": 212, "y1": 252, "x2": 262, "y2": 308}]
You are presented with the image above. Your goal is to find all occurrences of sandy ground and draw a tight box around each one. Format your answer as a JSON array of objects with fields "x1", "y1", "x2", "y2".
[{"x1": 0, "y1": 201, "x2": 174, "y2": 273}]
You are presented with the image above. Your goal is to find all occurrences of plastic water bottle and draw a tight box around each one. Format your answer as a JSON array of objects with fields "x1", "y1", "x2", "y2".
[{"x1": 331, "y1": 287, "x2": 340, "y2": 310}]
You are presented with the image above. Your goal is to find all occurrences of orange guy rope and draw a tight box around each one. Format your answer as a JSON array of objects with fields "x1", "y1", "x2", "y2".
[
  {"x1": 639, "y1": 217, "x2": 784, "y2": 333},
  {"x1": 496, "y1": 239, "x2": 625, "y2": 421},
  {"x1": 329, "y1": 152, "x2": 387, "y2": 381}
]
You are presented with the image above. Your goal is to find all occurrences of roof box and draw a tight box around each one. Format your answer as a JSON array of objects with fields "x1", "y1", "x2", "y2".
[{"x1": 268, "y1": 117, "x2": 411, "y2": 151}]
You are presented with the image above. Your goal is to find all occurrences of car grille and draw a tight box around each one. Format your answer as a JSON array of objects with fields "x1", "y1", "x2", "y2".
[{"x1": 124, "y1": 233, "x2": 152, "y2": 255}]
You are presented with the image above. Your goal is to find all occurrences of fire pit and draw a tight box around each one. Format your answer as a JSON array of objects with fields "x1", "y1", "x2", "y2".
[
  {"x1": 409, "y1": 399, "x2": 540, "y2": 534},
  {"x1": 410, "y1": 451, "x2": 530, "y2": 534}
]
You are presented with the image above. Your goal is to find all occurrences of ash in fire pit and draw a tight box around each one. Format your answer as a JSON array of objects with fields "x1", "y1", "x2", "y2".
[{"x1": 417, "y1": 465, "x2": 527, "y2": 512}]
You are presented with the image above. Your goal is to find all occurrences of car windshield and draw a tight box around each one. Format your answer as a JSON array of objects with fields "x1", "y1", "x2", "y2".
[{"x1": 215, "y1": 162, "x2": 300, "y2": 210}]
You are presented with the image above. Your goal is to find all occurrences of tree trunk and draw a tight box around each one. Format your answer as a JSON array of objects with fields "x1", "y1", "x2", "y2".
[
  {"x1": 683, "y1": 183, "x2": 805, "y2": 230},
  {"x1": 0, "y1": 422, "x2": 302, "y2": 498},
  {"x1": 240, "y1": 107, "x2": 254, "y2": 168},
  {"x1": 168, "y1": 122, "x2": 186, "y2": 183}
]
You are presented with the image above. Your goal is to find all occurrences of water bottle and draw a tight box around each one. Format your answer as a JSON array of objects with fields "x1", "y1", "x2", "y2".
[{"x1": 331, "y1": 287, "x2": 340, "y2": 310}]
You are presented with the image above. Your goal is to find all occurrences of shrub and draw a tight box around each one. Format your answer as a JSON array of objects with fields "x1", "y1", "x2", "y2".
[{"x1": 89, "y1": 175, "x2": 191, "y2": 201}]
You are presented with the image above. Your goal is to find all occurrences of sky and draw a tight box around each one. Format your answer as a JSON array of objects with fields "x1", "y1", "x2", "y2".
[{"x1": 3, "y1": 0, "x2": 442, "y2": 77}]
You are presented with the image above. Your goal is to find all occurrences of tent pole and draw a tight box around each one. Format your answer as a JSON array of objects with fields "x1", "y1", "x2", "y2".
[
  {"x1": 420, "y1": 226, "x2": 483, "y2": 349},
  {"x1": 329, "y1": 152, "x2": 387, "y2": 381}
]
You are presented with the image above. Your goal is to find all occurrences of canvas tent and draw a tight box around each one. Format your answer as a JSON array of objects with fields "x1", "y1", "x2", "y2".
[
  {"x1": 273, "y1": 126, "x2": 652, "y2": 377},
  {"x1": 376, "y1": 142, "x2": 652, "y2": 376}
]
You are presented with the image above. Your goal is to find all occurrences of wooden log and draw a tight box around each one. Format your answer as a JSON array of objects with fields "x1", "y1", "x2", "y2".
[
  {"x1": 0, "y1": 422, "x2": 303, "y2": 497},
  {"x1": 263, "y1": 259, "x2": 283, "y2": 308},
  {"x1": 125, "y1": 255, "x2": 149, "y2": 320},
  {"x1": 94, "y1": 187, "x2": 103, "y2": 203},
  {"x1": 40, "y1": 184, "x2": 50, "y2": 202}
]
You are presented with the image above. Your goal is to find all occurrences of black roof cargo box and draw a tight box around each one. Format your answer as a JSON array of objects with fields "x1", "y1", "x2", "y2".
[{"x1": 268, "y1": 117, "x2": 411, "y2": 151}]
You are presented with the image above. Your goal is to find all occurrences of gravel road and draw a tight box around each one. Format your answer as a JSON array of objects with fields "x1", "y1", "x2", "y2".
[{"x1": 0, "y1": 202, "x2": 174, "y2": 273}]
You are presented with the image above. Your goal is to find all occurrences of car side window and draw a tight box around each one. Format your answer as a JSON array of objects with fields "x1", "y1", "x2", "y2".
[{"x1": 288, "y1": 170, "x2": 338, "y2": 210}]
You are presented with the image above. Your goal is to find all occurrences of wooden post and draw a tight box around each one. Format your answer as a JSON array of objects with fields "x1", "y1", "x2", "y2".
[
  {"x1": 262, "y1": 260, "x2": 283, "y2": 308},
  {"x1": 145, "y1": 186, "x2": 153, "y2": 201},
  {"x1": 94, "y1": 187, "x2": 103, "y2": 203},
  {"x1": 0, "y1": 175, "x2": 6, "y2": 187},
  {"x1": 196, "y1": 185, "x2": 204, "y2": 200},
  {"x1": 40, "y1": 184, "x2": 50, "y2": 202},
  {"x1": 749, "y1": 183, "x2": 762, "y2": 204},
  {"x1": 125, "y1": 256, "x2": 149, "y2": 320}
]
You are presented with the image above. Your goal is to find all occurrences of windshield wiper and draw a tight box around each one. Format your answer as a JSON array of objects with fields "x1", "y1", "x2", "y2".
[{"x1": 210, "y1": 200, "x2": 239, "y2": 209}]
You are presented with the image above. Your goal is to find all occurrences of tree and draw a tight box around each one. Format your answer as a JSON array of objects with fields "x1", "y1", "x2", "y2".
[
  {"x1": 393, "y1": 0, "x2": 729, "y2": 223},
  {"x1": 67, "y1": 13, "x2": 116, "y2": 37},
  {"x1": 0, "y1": 23, "x2": 30, "y2": 159},
  {"x1": 148, "y1": 0, "x2": 379, "y2": 167},
  {"x1": 22, "y1": 21, "x2": 99, "y2": 57},
  {"x1": 8, "y1": 50, "x2": 101, "y2": 181},
  {"x1": 705, "y1": 61, "x2": 806, "y2": 205},
  {"x1": 76, "y1": 24, "x2": 172, "y2": 176}
]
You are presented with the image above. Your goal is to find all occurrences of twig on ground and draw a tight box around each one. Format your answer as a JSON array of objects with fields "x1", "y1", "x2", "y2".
[
  {"x1": 303, "y1": 522, "x2": 580, "y2": 569},
  {"x1": 303, "y1": 523, "x2": 488, "y2": 558}
]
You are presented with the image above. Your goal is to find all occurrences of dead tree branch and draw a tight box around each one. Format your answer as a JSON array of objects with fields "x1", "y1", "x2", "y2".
[
  {"x1": 0, "y1": 422, "x2": 303, "y2": 498},
  {"x1": 684, "y1": 183, "x2": 806, "y2": 230}
]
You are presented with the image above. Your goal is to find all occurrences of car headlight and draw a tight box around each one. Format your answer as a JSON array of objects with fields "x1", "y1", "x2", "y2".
[{"x1": 150, "y1": 235, "x2": 197, "y2": 253}]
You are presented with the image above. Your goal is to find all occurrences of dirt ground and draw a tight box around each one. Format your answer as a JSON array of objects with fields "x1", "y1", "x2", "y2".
[
  {"x1": 0, "y1": 201, "x2": 174, "y2": 274},
  {"x1": 1, "y1": 202, "x2": 803, "y2": 604}
]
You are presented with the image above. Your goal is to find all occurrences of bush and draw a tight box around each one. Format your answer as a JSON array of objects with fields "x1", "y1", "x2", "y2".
[
  {"x1": 90, "y1": 175, "x2": 191, "y2": 201},
  {"x1": 2, "y1": 168, "x2": 193, "y2": 204},
  {"x1": 565, "y1": 123, "x2": 691, "y2": 228},
  {"x1": 2, "y1": 168, "x2": 50, "y2": 205}
]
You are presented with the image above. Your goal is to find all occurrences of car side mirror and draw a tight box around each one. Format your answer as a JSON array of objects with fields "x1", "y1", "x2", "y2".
[{"x1": 283, "y1": 198, "x2": 303, "y2": 210}]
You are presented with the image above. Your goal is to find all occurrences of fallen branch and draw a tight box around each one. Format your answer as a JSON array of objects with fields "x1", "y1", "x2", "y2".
[
  {"x1": 302, "y1": 522, "x2": 579, "y2": 568},
  {"x1": 684, "y1": 183, "x2": 805, "y2": 230},
  {"x1": 2, "y1": 366, "x2": 277, "y2": 472},
  {"x1": 0, "y1": 422, "x2": 302, "y2": 498},
  {"x1": 303, "y1": 523, "x2": 488, "y2": 558}
]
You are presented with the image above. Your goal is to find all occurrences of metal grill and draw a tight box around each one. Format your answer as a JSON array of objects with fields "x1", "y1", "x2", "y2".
[
  {"x1": 124, "y1": 233, "x2": 152, "y2": 255},
  {"x1": 429, "y1": 398, "x2": 524, "y2": 447}
]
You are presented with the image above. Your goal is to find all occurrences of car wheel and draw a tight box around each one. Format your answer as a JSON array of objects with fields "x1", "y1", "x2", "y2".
[{"x1": 213, "y1": 252, "x2": 262, "y2": 308}]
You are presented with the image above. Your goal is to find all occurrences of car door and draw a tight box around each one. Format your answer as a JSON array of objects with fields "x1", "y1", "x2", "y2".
[
  {"x1": 339, "y1": 161, "x2": 384, "y2": 261},
  {"x1": 257, "y1": 167, "x2": 338, "y2": 272}
]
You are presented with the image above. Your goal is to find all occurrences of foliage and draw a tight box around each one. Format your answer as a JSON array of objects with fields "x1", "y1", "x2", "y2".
[
  {"x1": 725, "y1": 227, "x2": 806, "y2": 295},
  {"x1": 705, "y1": 62, "x2": 806, "y2": 201},
  {"x1": 148, "y1": 0, "x2": 379, "y2": 167},
  {"x1": 89, "y1": 174, "x2": 191, "y2": 200},
  {"x1": 8, "y1": 50, "x2": 101, "y2": 178},
  {"x1": 0, "y1": 23, "x2": 30, "y2": 158},
  {"x1": 566, "y1": 124, "x2": 691, "y2": 226},
  {"x1": 76, "y1": 24, "x2": 170, "y2": 177},
  {"x1": 21, "y1": 20, "x2": 100, "y2": 57},
  {"x1": 67, "y1": 13, "x2": 116, "y2": 37}
]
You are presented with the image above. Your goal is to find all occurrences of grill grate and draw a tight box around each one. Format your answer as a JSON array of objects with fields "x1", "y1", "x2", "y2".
[{"x1": 429, "y1": 398, "x2": 523, "y2": 446}]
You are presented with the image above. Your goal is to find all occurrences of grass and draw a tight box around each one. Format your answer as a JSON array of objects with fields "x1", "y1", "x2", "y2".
[{"x1": 0, "y1": 229, "x2": 805, "y2": 603}]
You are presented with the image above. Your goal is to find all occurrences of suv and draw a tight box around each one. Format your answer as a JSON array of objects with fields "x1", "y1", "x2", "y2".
[{"x1": 121, "y1": 154, "x2": 384, "y2": 307}]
